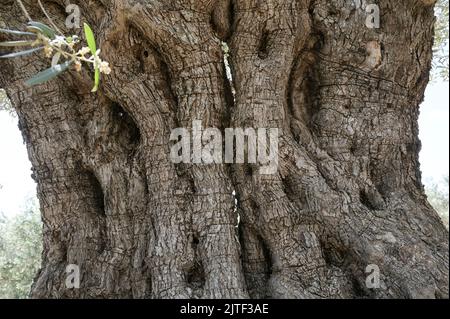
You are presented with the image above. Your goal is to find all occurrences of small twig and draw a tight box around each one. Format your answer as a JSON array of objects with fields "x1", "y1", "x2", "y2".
[
  {"x1": 16, "y1": 0, "x2": 32, "y2": 22},
  {"x1": 36, "y1": 33, "x2": 94, "y2": 64},
  {"x1": 38, "y1": 0, "x2": 64, "y2": 36}
]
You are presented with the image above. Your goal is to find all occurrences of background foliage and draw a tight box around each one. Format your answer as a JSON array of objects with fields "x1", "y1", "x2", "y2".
[
  {"x1": 0, "y1": 200, "x2": 42, "y2": 298},
  {"x1": 0, "y1": 89, "x2": 13, "y2": 115},
  {"x1": 433, "y1": 0, "x2": 449, "y2": 81},
  {"x1": 426, "y1": 175, "x2": 449, "y2": 229}
]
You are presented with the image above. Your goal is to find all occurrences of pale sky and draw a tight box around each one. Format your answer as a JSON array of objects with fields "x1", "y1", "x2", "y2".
[
  {"x1": 419, "y1": 81, "x2": 450, "y2": 183},
  {"x1": 0, "y1": 81, "x2": 449, "y2": 216}
]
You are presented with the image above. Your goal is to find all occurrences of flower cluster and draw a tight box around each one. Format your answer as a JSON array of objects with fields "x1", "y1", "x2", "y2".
[
  {"x1": 1, "y1": 21, "x2": 110, "y2": 92},
  {"x1": 39, "y1": 33, "x2": 111, "y2": 75}
]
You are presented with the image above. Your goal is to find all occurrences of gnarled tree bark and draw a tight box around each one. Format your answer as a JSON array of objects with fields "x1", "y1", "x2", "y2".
[{"x1": 0, "y1": 0, "x2": 448, "y2": 299}]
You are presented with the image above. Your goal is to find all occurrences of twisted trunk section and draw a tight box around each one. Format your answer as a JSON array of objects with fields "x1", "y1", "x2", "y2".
[{"x1": 0, "y1": 0, "x2": 448, "y2": 299}]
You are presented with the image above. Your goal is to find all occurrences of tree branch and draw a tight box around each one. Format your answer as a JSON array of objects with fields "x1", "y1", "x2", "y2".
[
  {"x1": 37, "y1": 0, "x2": 64, "y2": 36},
  {"x1": 15, "y1": 0, "x2": 32, "y2": 22}
]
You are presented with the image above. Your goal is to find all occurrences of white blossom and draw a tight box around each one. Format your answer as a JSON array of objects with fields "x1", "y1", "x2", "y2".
[
  {"x1": 99, "y1": 61, "x2": 111, "y2": 75},
  {"x1": 44, "y1": 46, "x2": 53, "y2": 58}
]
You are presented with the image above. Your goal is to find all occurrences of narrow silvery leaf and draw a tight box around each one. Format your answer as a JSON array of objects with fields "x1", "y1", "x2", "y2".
[
  {"x1": 0, "y1": 47, "x2": 43, "y2": 58},
  {"x1": 0, "y1": 40, "x2": 35, "y2": 47},
  {"x1": 25, "y1": 61, "x2": 72, "y2": 87},
  {"x1": 0, "y1": 28, "x2": 35, "y2": 36},
  {"x1": 27, "y1": 21, "x2": 56, "y2": 39},
  {"x1": 51, "y1": 52, "x2": 61, "y2": 67}
]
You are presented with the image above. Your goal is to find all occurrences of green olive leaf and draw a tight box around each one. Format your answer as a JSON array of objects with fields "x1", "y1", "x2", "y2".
[
  {"x1": 83, "y1": 23, "x2": 97, "y2": 56},
  {"x1": 92, "y1": 68, "x2": 100, "y2": 93},
  {"x1": 83, "y1": 23, "x2": 101, "y2": 92}
]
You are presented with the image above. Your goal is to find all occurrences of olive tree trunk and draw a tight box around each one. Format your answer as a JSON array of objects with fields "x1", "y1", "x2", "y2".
[{"x1": 0, "y1": 0, "x2": 448, "y2": 299}]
